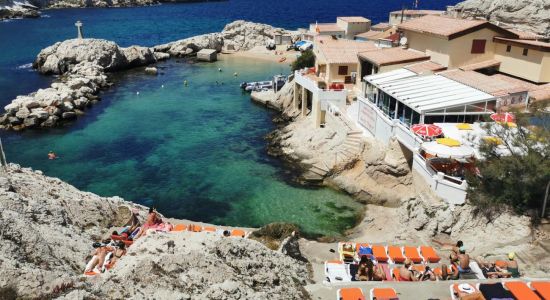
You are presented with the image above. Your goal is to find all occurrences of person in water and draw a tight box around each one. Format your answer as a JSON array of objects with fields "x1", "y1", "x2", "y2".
[{"x1": 48, "y1": 151, "x2": 57, "y2": 160}]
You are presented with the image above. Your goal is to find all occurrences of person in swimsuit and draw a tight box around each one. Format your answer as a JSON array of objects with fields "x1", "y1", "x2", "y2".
[
  {"x1": 506, "y1": 252, "x2": 520, "y2": 278},
  {"x1": 398, "y1": 259, "x2": 418, "y2": 281},
  {"x1": 373, "y1": 264, "x2": 386, "y2": 281},
  {"x1": 356, "y1": 256, "x2": 373, "y2": 281},
  {"x1": 135, "y1": 207, "x2": 160, "y2": 239},
  {"x1": 456, "y1": 247, "x2": 471, "y2": 274}
]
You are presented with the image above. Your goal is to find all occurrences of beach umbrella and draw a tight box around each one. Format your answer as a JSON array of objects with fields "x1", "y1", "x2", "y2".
[
  {"x1": 436, "y1": 138, "x2": 461, "y2": 147},
  {"x1": 490, "y1": 112, "x2": 516, "y2": 123},
  {"x1": 411, "y1": 124, "x2": 443, "y2": 137}
]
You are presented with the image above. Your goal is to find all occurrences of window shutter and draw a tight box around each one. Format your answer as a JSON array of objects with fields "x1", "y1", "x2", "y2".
[{"x1": 471, "y1": 40, "x2": 486, "y2": 54}]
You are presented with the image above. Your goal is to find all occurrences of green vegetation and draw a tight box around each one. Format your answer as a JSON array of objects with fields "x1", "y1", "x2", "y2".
[
  {"x1": 467, "y1": 102, "x2": 550, "y2": 217},
  {"x1": 291, "y1": 50, "x2": 315, "y2": 71}
]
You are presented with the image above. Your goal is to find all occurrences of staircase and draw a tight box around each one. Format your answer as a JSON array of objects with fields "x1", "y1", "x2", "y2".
[{"x1": 334, "y1": 130, "x2": 365, "y2": 164}]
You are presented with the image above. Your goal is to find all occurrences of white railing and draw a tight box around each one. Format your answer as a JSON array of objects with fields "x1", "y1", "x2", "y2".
[
  {"x1": 295, "y1": 71, "x2": 347, "y2": 110},
  {"x1": 356, "y1": 95, "x2": 468, "y2": 204},
  {"x1": 412, "y1": 153, "x2": 467, "y2": 205}
]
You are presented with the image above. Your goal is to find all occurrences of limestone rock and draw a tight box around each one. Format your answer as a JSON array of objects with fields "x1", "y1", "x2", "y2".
[
  {"x1": 452, "y1": 0, "x2": 550, "y2": 38},
  {"x1": 0, "y1": 0, "x2": 40, "y2": 20},
  {"x1": 121, "y1": 45, "x2": 157, "y2": 68},
  {"x1": 0, "y1": 164, "x2": 309, "y2": 299},
  {"x1": 145, "y1": 66, "x2": 158, "y2": 75}
]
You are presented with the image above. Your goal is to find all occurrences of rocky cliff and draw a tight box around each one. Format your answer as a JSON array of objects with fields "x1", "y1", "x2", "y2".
[
  {"x1": 0, "y1": 0, "x2": 40, "y2": 19},
  {"x1": 452, "y1": 0, "x2": 550, "y2": 38},
  {"x1": 0, "y1": 164, "x2": 309, "y2": 299}
]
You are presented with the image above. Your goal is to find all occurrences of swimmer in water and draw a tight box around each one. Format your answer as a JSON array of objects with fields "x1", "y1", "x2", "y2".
[{"x1": 48, "y1": 151, "x2": 57, "y2": 160}]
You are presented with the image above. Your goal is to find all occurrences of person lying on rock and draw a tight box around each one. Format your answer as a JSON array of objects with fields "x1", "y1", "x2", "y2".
[
  {"x1": 135, "y1": 207, "x2": 163, "y2": 239},
  {"x1": 125, "y1": 208, "x2": 141, "y2": 237},
  {"x1": 85, "y1": 240, "x2": 118, "y2": 273},
  {"x1": 398, "y1": 259, "x2": 418, "y2": 281}
]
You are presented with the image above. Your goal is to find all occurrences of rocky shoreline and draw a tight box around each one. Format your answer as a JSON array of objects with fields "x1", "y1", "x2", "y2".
[
  {"x1": 0, "y1": 21, "x2": 297, "y2": 130},
  {"x1": 0, "y1": 163, "x2": 310, "y2": 299},
  {"x1": 0, "y1": 0, "x2": 228, "y2": 20}
]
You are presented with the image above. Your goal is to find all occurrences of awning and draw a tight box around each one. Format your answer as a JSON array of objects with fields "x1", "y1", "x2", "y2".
[{"x1": 421, "y1": 141, "x2": 475, "y2": 159}]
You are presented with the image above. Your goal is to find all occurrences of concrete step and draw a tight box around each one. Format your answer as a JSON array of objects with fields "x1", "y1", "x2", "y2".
[
  {"x1": 311, "y1": 163, "x2": 330, "y2": 173},
  {"x1": 341, "y1": 147, "x2": 359, "y2": 156},
  {"x1": 337, "y1": 150, "x2": 351, "y2": 159},
  {"x1": 347, "y1": 130, "x2": 363, "y2": 136},
  {"x1": 346, "y1": 136, "x2": 363, "y2": 142}
]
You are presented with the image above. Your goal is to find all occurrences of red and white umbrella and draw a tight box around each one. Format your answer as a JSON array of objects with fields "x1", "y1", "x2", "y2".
[
  {"x1": 411, "y1": 124, "x2": 443, "y2": 137},
  {"x1": 490, "y1": 112, "x2": 516, "y2": 123}
]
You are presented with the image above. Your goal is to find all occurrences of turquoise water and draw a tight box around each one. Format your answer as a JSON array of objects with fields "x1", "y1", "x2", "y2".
[
  {"x1": 1, "y1": 57, "x2": 362, "y2": 236},
  {"x1": 0, "y1": 0, "x2": 461, "y2": 236}
]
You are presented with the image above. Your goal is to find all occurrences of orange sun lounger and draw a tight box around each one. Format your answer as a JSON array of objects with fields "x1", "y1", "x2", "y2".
[
  {"x1": 231, "y1": 229, "x2": 246, "y2": 238},
  {"x1": 419, "y1": 246, "x2": 441, "y2": 263},
  {"x1": 495, "y1": 260, "x2": 507, "y2": 268},
  {"x1": 172, "y1": 224, "x2": 187, "y2": 232},
  {"x1": 338, "y1": 287, "x2": 365, "y2": 300},
  {"x1": 530, "y1": 282, "x2": 550, "y2": 300},
  {"x1": 372, "y1": 245, "x2": 389, "y2": 262},
  {"x1": 504, "y1": 282, "x2": 541, "y2": 300},
  {"x1": 203, "y1": 226, "x2": 216, "y2": 233},
  {"x1": 403, "y1": 246, "x2": 423, "y2": 263},
  {"x1": 188, "y1": 224, "x2": 203, "y2": 232},
  {"x1": 388, "y1": 246, "x2": 405, "y2": 263},
  {"x1": 370, "y1": 287, "x2": 398, "y2": 300}
]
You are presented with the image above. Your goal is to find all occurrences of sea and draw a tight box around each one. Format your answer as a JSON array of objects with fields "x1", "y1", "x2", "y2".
[{"x1": 0, "y1": 0, "x2": 460, "y2": 237}]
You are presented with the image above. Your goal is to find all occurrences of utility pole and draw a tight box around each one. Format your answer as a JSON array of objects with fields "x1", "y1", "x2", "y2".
[{"x1": 75, "y1": 20, "x2": 84, "y2": 39}]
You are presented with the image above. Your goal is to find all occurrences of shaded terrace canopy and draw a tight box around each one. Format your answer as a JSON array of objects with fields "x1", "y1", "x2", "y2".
[{"x1": 365, "y1": 70, "x2": 496, "y2": 114}]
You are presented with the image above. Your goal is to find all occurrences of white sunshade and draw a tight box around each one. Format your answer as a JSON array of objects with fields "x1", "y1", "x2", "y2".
[
  {"x1": 364, "y1": 68, "x2": 417, "y2": 85},
  {"x1": 366, "y1": 70, "x2": 495, "y2": 114},
  {"x1": 421, "y1": 141, "x2": 476, "y2": 159}
]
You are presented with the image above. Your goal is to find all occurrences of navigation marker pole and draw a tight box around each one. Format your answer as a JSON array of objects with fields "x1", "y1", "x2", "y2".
[{"x1": 75, "y1": 20, "x2": 84, "y2": 39}]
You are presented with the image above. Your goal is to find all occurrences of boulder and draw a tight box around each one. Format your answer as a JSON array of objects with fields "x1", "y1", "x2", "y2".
[
  {"x1": 60, "y1": 101, "x2": 74, "y2": 112},
  {"x1": 34, "y1": 39, "x2": 128, "y2": 74},
  {"x1": 29, "y1": 108, "x2": 49, "y2": 120},
  {"x1": 8, "y1": 116, "x2": 22, "y2": 125},
  {"x1": 122, "y1": 46, "x2": 157, "y2": 68},
  {"x1": 153, "y1": 51, "x2": 170, "y2": 61},
  {"x1": 23, "y1": 116, "x2": 39, "y2": 127},
  {"x1": 144, "y1": 67, "x2": 158, "y2": 75},
  {"x1": 61, "y1": 111, "x2": 76, "y2": 119},
  {"x1": 4, "y1": 102, "x2": 20, "y2": 115},
  {"x1": 15, "y1": 107, "x2": 30, "y2": 119},
  {"x1": 41, "y1": 115, "x2": 59, "y2": 127},
  {"x1": 24, "y1": 99, "x2": 40, "y2": 109}
]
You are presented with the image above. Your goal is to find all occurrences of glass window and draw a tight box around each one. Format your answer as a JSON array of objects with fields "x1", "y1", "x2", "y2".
[
  {"x1": 338, "y1": 66, "x2": 348, "y2": 75},
  {"x1": 523, "y1": 48, "x2": 528, "y2": 56},
  {"x1": 471, "y1": 39, "x2": 486, "y2": 54},
  {"x1": 506, "y1": 45, "x2": 512, "y2": 52}
]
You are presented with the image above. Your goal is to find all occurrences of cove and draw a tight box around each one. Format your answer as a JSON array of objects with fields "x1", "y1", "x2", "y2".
[{"x1": 0, "y1": 57, "x2": 363, "y2": 237}]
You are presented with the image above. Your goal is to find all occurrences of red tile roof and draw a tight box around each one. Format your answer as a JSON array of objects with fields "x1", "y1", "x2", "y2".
[
  {"x1": 440, "y1": 69, "x2": 529, "y2": 96},
  {"x1": 404, "y1": 61, "x2": 447, "y2": 74},
  {"x1": 338, "y1": 16, "x2": 370, "y2": 23},
  {"x1": 459, "y1": 59, "x2": 501, "y2": 71},
  {"x1": 398, "y1": 15, "x2": 518, "y2": 40},
  {"x1": 390, "y1": 10, "x2": 443, "y2": 16},
  {"x1": 358, "y1": 47, "x2": 429, "y2": 66},
  {"x1": 315, "y1": 37, "x2": 378, "y2": 64},
  {"x1": 494, "y1": 37, "x2": 550, "y2": 52}
]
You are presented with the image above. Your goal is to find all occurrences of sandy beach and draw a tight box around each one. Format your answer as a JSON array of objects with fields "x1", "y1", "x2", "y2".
[{"x1": 222, "y1": 45, "x2": 299, "y2": 64}]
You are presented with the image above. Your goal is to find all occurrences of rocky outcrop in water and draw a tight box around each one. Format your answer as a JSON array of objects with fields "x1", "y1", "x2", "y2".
[
  {"x1": 155, "y1": 20, "x2": 298, "y2": 57},
  {"x1": 0, "y1": 164, "x2": 309, "y2": 299},
  {"x1": 0, "y1": 39, "x2": 164, "y2": 130},
  {"x1": 0, "y1": 0, "x2": 40, "y2": 19},
  {"x1": 452, "y1": 0, "x2": 550, "y2": 38}
]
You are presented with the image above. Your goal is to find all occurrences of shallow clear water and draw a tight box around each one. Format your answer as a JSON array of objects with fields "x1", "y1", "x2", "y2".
[
  {"x1": 0, "y1": 0, "x2": 460, "y2": 236},
  {"x1": 1, "y1": 57, "x2": 363, "y2": 236}
]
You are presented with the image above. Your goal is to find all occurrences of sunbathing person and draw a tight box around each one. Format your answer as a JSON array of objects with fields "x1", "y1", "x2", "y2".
[
  {"x1": 357, "y1": 256, "x2": 373, "y2": 281},
  {"x1": 135, "y1": 207, "x2": 161, "y2": 239},
  {"x1": 399, "y1": 259, "x2": 418, "y2": 281},
  {"x1": 85, "y1": 241, "x2": 114, "y2": 273},
  {"x1": 505, "y1": 252, "x2": 520, "y2": 278},
  {"x1": 455, "y1": 247, "x2": 472, "y2": 274},
  {"x1": 433, "y1": 239, "x2": 463, "y2": 263},
  {"x1": 438, "y1": 263, "x2": 459, "y2": 280},
  {"x1": 373, "y1": 264, "x2": 386, "y2": 281}
]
